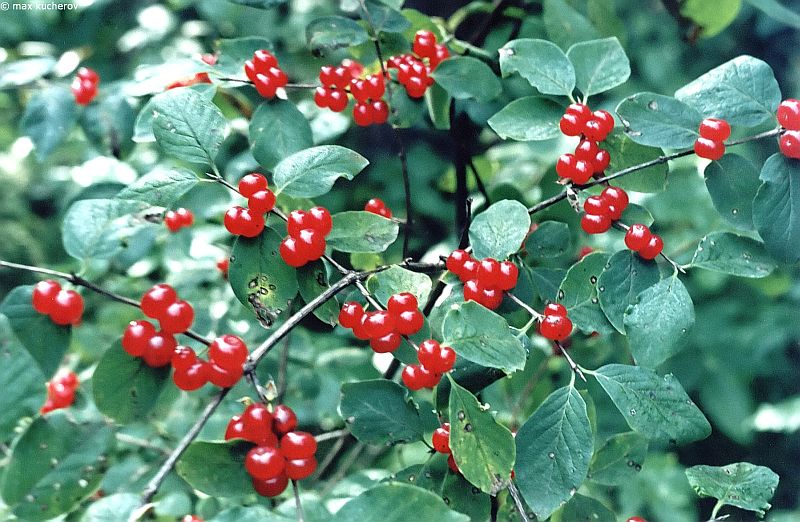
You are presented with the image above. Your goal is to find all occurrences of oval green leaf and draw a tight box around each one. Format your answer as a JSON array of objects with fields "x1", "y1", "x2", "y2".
[
  {"x1": 689, "y1": 232, "x2": 776, "y2": 278},
  {"x1": 597, "y1": 250, "x2": 661, "y2": 334},
  {"x1": 176, "y1": 440, "x2": 254, "y2": 497},
  {"x1": 431, "y1": 57, "x2": 502, "y2": 102},
  {"x1": 753, "y1": 154, "x2": 800, "y2": 264},
  {"x1": 327, "y1": 211, "x2": 399, "y2": 253},
  {"x1": 469, "y1": 199, "x2": 531, "y2": 260},
  {"x1": 487, "y1": 97, "x2": 564, "y2": 141},
  {"x1": 499, "y1": 39, "x2": 576, "y2": 96},
  {"x1": 250, "y1": 100, "x2": 313, "y2": 170},
  {"x1": 566, "y1": 37, "x2": 630, "y2": 97},
  {"x1": 273, "y1": 145, "x2": 369, "y2": 198},
  {"x1": 616, "y1": 93, "x2": 703, "y2": 149},
  {"x1": 558, "y1": 252, "x2": 615, "y2": 335}
]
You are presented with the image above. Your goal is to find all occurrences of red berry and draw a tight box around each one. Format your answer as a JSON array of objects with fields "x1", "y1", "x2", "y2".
[
  {"x1": 183, "y1": 516, "x2": 203, "y2": 522},
  {"x1": 555, "y1": 154, "x2": 592, "y2": 184},
  {"x1": 413, "y1": 30, "x2": 437, "y2": 58},
  {"x1": 280, "y1": 237, "x2": 309, "y2": 268},
  {"x1": 698, "y1": 118, "x2": 731, "y2": 141},
  {"x1": 446, "y1": 250, "x2": 471, "y2": 277},
  {"x1": 273, "y1": 405, "x2": 298, "y2": 435},
  {"x1": 480, "y1": 285, "x2": 504, "y2": 310},
  {"x1": 370, "y1": 332, "x2": 402, "y2": 353},
  {"x1": 173, "y1": 361, "x2": 209, "y2": 391},
  {"x1": 626, "y1": 518, "x2": 648, "y2": 522},
  {"x1": 171, "y1": 345, "x2": 198, "y2": 371},
  {"x1": 401, "y1": 364, "x2": 427, "y2": 391},
  {"x1": 583, "y1": 195, "x2": 611, "y2": 218},
  {"x1": 253, "y1": 74, "x2": 277, "y2": 98},
  {"x1": 49, "y1": 290, "x2": 84, "y2": 326},
  {"x1": 176, "y1": 208, "x2": 193, "y2": 227},
  {"x1": 405, "y1": 76, "x2": 427, "y2": 98},
  {"x1": 539, "y1": 314, "x2": 573, "y2": 341},
  {"x1": 253, "y1": 50, "x2": 278, "y2": 70},
  {"x1": 624, "y1": 224, "x2": 652, "y2": 251},
  {"x1": 242, "y1": 403, "x2": 276, "y2": 445},
  {"x1": 164, "y1": 210, "x2": 183, "y2": 232},
  {"x1": 388, "y1": 292, "x2": 418, "y2": 314},
  {"x1": 252, "y1": 475, "x2": 289, "y2": 497},
  {"x1": 280, "y1": 431, "x2": 317, "y2": 459},
  {"x1": 328, "y1": 88, "x2": 349, "y2": 112},
  {"x1": 245, "y1": 446, "x2": 285, "y2": 480},
  {"x1": 395, "y1": 310, "x2": 424, "y2": 336},
  {"x1": 363, "y1": 310, "x2": 396, "y2": 339},
  {"x1": 159, "y1": 300, "x2": 194, "y2": 334},
  {"x1": 338, "y1": 302, "x2": 365, "y2": 329},
  {"x1": 778, "y1": 99, "x2": 800, "y2": 130},
  {"x1": 286, "y1": 210, "x2": 311, "y2": 237},
  {"x1": 590, "y1": 110, "x2": 615, "y2": 139},
  {"x1": 207, "y1": 361, "x2": 242, "y2": 388},
  {"x1": 123, "y1": 320, "x2": 156, "y2": 357},
  {"x1": 460, "y1": 258, "x2": 479, "y2": 281},
  {"x1": 225, "y1": 415, "x2": 246, "y2": 440},
  {"x1": 296, "y1": 229, "x2": 326, "y2": 261},
  {"x1": 143, "y1": 332, "x2": 178, "y2": 368},
  {"x1": 462, "y1": 279, "x2": 481, "y2": 304},
  {"x1": 353, "y1": 102, "x2": 374, "y2": 126},
  {"x1": 352, "y1": 315, "x2": 372, "y2": 340},
  {"x1": 248, "y1": 190, "x2": 276, "y2": 214},
  {"x1": 59, "y1": 371, "x2": 78, "y2": 389},
  {"x1": 432, "y1": 423, "x2": 451, "y2": 454},
  {"x1": 365, "y1": 74, "x2": 386, "y2": 99},
  {"x1": 779, "y1": 130, "x2": 800, "y2": 159},
  {"x1": 285, "y1": 457, "x2": 317, "y2": 480},
  {"x1": 309, "y1": 206, "x2": 333, "y2": 235},
  {"x1": 581, "y1": 213, "x2": 612, "y2": 235},
  {"x1": 430, "y1": 45, "x2": 450, "y2": 69},
  {"x1": 418, "y1": 339, "x2": 456, "y2": 374},
  {"x1": 217, "y1": 258, "x2": 230, "y2": 278},
  {"x1": 447, "y1": 454, "x2": 460, "y2": 474},
  {"x1": 238, "y1": 208, "x2": 266, "y2": 238},
  {"x1": 592, "y1": 149, "x2": 611, "y2": 174},
  {"x1": 477, "y1": 258, "x2": 502, "y2": 288},
  {"x1": 544, "y1": 303, "x2": 568, "y2": 317},
  {"x1": 341, "y1": 59, "x2": 363, "y2": 79},
  {"x1": 77, "y1": 67, "x2": 99, "y2": 83},
  {"x1": 32, "y1": 279, "x2": 61, "y2": 314},
  {"x1": 365, "y1": 197, "x2": 392, "y2": 218},
  {"x1": 350, "y1": 79, "x2": 370, "y2": 103},
  {"x1": 638, "y1": 234, "x2": 664, "y2": 260},
  {"x1": 497, "y1": 261, "x2": 518, "y2": 291},
  {"x1": 559, "y1": 113, "x2": 583, "y2": 136},
  {"x1": 371, "y1": 99, "x2": 390, "y2": 124},
  {"x1": 47, "y1": 381, "x2": 75, "y2": 408},
  {"x1": 601, "y1": 186, "x2": 628, "y2": 214},
  {"x1": 574, "y1": 139, "x2": 599, "y2": 161},
  {"x1": 141, "y1": 284, "x2": 177, "y2": 319},
  {"x1": 209, "y1": 335, "x2": 248, "y2": 371},
  {"x1": 319, "y1": 66, "x2": 335, "y2": 86},
  {"x1": 566, "y1": 103, "x2": 592, "y2": 122},
  {"x1": 694, "y1": 137, "x2": 725, "y2": 160},
  {"x1": 314, "y1": 87, "x2": 329, "y2": 108}
]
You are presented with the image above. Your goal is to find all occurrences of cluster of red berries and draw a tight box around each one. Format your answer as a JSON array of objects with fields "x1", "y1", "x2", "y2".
[
  {"x1": 778, "y1": 99, "x2": 800, "y2": 159},
  {"x1": 624, "y1": 224, "x2": 664, "y2": 260},
  {"x1": 71, "y1": 67, "x2": 99, "y2": 105},
  {"x1": 244, "y1": 50, "x2": 288, "y2": 99},
  {"x1": 432, "y1": 422, "x2": 460, "y2": 473},
  {"x1": 32, "y1": 280, "x2": 84, "y2": 326},
  {"x1": 693, "y1": 118, "x2": 730, "y2": 160},
  {"x1": 224, "y1": 173, "x2": 276, "y2": 238},
  {"x1": 40, "y1": 370, "x2": 79, "y2": 414},
  {"x1": 557, "y1": 104, "x2": 615, "y2": 184},
  {"x1": 164, "y1": 208, "x2": 194, "y2": 232},
  {"x1": 279, "y1": 207, "x2": 332, "y2": 268},
  {"x1": 174, "y1": 334, "x2": 249, "y2": 390},
  {"x1": 364, "y1": 197, "x2": 392, "y2": 218},
  {"x1": 401, "y1": 339, "x2": 456, "y2": 391},
  {"x1": 338, "y1": 293, "x2": 424, "y2": 353},
  {"x1": 386, "y1": 30, "x2": 450, "y2": 99},
  {"x1": 121, "y1": 284, "x2": 193, "y2": 364},
  {"x1": 225, "y1": 403, "x2": 317, "y2": 497},
  {"x1": 314, "y1": 61, "x2": 389, "y2": 126},
  {"x1": 580, "y1": 186, "x2": 629, "y2": 234},
  {"x1": 538, "y1": 303, "x2": 573, "y2": 342},
  {"x1": 445, "y1": 250, "x2": 518, "y2": 310}
]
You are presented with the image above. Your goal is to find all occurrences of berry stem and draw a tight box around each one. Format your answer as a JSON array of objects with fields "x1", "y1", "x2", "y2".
[
  {"x1": 215, "y1": 77, "x2": 319, "y2": 90},
  {"x1": 507, "y1": 480, "x2": 531, "y2": 522},
  {"x1": 506, "y1": 292, "x2": 544, "y2": 320},
  {"x1": 313, "y1": 429, "x2": 350, "y2": 443},
  {"x1": 554, "y1": 341, "x2": 587, "y2": 382},
  {"x1": 292, "y1": 480, "x2": 306, "y2": 522}
]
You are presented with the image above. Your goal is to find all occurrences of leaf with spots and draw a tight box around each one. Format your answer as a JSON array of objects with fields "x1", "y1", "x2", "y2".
[
  {"x1": 228, "y1": 227, "x2": 299, "y2": 328},
  {"x1": 685, "y1": 462, "x2": 779, "y2": 517},
  {"x1": 327, "y1": 211, "x2": 400, "y2": 253},
  {"x1": 597, "y1": 250, "x2": 661, "y2": 333},
  {"x1": 704, "y1": 154, "x2": 761, "y2": 230},
  {"x1": 0, "y1": 412, "x2": 113, "y2": 521},
  {"x1": 588, "y1": 432, "x2": 648, "y2": 486},
  {"x1": 297, "y1": 261, "x2": 340, "y2": 326},
  {"x1": 551, "y1": 494, "x2": 615, "y2": 522},
  {"x1": 689, "y1": 232, "x2": 776, "y2": 279},
  {"x1": 615, "y1": 93, "x2": 702, "y2": 149},
  {"x1": 558, "y1": 252, "x2": 615, "y2": 335},
  {"x1": 448, "y1": 378, "x2": 515, "y2": 495},
  {"x1": 592, "y1": 364, "x2": 712, "y2": 445},
  {"x1": 515, "y1": 386, "x2": 593, "y2": 520}
]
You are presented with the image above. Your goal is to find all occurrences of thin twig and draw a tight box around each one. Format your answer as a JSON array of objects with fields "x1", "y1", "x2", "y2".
[
  {"x1": 314, "y1": 429, "x2": 350, "y2": 443},
  {"x1": 554, "y1": 341, "x2": 587, "y2": 382},
  {"x1": 312, "y1": 432, "x2": 349, "y2": 480},
  {"x1": 507, "y1": 480, "x2": 531, "y2": 522},
  {"x1": 395, "y1": 130, "x2": 414, "y2": 259},
  {"x1": 276, "y1": 334, "x2": 291, "y2": 404},
  {"x1": 506, "y1": 292, "x2": 543, "y2": 320},
  {"x1": 292, "y1": 480, "x2": 306, "y2": 522},
  {"x1": 468, "y1": 158, "x2": 491, "y2": 204}
]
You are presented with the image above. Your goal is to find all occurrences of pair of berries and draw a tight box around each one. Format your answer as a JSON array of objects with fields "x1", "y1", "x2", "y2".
[
  {"x1": 164, "y1": 208, "x2": 194, "y2": 232},
  {"x1": 71, "y1": 67, "x2": 99, "y2": 105},
  {"x1": 538, "y1": 303, "x2": 573, "y2": 342},
  {"x1": 172, "y1": 334, "x2": 248, "y2": 390},
  {"x1": 279, "y1": 207, "x2": 332, "y2": 268},
  {"x1": 559, "y1": 103, "x2": 615, "y2": 142},
  {"x1": 557, "y1": 138, "x2": 612, "y2": 184},
  {"x1": 364, "y1": 197, "x2": 392, "y2": 218},
  {"x1": 693, "y1": 118, "x2": 731, "y2": 160},
  {"x1": 32, "y1": 280, "x2": 84, "y2": 326},
  {"x1": 778, "y1": 99, "x2": 800, "y2": 159},
  {"x1": 431, "y1": 423, "x2": 460, "y2": 473},
  {"x1": 411, "y1": 30, "x2": 450, "y2": 69},
  {"x1": 580, "y1": 186, "x2": 629, "y2": 234},
  {"x1": 140, "y1": 283, "x2": 195, "y2": 334},
  {"x1": 338, "y1": 293, "x2": 424, "y2": 353},
  {"x1": 401, "y1": 339, "x2": 456, "y2": 391},
  {"x1": 224, "y1": 173, "x2": 276, "y2": 238},
  {"x1": 244, "y1": 50, "x2": 288, "y2": 99},
  {"x1": 226, "y1": 403, "x2": 317, "y2": 497},
  {"x1": 446, "y1": 250, "x2": 519, "y2": 310},
  {"x1": 624, "y1": 224, "x2": 664, "y2": 260},
  {"x1": 315, "y1": 61, "x2": 390, "y2": 126},
  {"x1": 40, "y1": 370, "x2": 79, "y2": 414}
]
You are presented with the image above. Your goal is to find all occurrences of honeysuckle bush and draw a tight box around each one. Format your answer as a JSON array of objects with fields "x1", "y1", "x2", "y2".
[{"x1": 1, "y1": 1, "x2": 799, "y2": 521}]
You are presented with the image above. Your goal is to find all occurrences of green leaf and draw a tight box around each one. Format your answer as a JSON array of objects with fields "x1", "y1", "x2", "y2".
[
  {"x1": 704, "y1": 154, "x2": 761, "y2": 230},
  {"x1": 487, "y1": 97, "x2": 565, "y2": 141},
  {"x1": 675, "y1": 56, "x2": 781, "y2": 127},
  {"x1": 250, "y1": 101, "x2": 313, "y2": 170},
  {"x1": 79, "y1": 92, "x2": 136, "y2": 156},
  {"x1": 425, "y1": 82, "x2": 452, "y2": 130},
  {"x1": 133, "y1": 84, "x2": 216, "y2": 143},
  {"x1": 209, "y1": 506, "x2": 285, "y2": 522},
  {"x1": 21, "y1": 86, "x2": 78, "y2": 161},
  {"x1": 333, "y1": 483, "x2": 469, "y2": 521},
  {"x1": 0, "y1": 286, "x2": 71, "y2": 377},
  {"x1": 588, "y1": 432, "x2": 648, "y2": 486},
  {"x1": 593, "y1": 364, "x2": 712, "y2": 444},
  {"x1": 358, "y1": 1, "x2": 411, "y2": 33},
  {"x1": 616, "y1": 93, "x2": 703, "y2": 149},
  {"x1": 603, "y1": 133, "x2": 668, "y2": 193},
  {"x1": 623, "y1": 277, "x2": 694, "y2": 368},
  {"x1": 685, "y1": 463, "x2": 779, "y2": 517},
  {"x1": 525, "y1": 221, "x2": 571, "y2": 259},
  {"x1": 306, "y1": 16, "x2": 370, "y2": 53},
  {"x1": 431, "y1": 57, "x2": 502, "y2": 102},
  {"x1": 366, "y1": 265, "x2": 432, "y2": 306},
  {"x1": 744, "y1": 0, "x2": 800, "y2": 29},
  {"x1": 151, "y1": 88, "x2": 227, "y2": 167},
  {"x1": 530, "y1": 267, "x2": 566, "y2": 301},
  {"x1": 515, "y1": 386, "x2": 593, "y2": 520},
  {"x1": 229, "y1": 228, "x2": 299, "y2": 326},
  {"x1": 753, "y1": 154, "x2": 800, "y2": 263},
  {"x1": 227, "y1": 0, "x2": 286, "y2": 8},
  {"x1": 566, "y1": 37, "x2": 630, "y2": 97},
  {"x1": 448, "y1": 379, "x2": 515, "y2": 495},
  {"x1": 340, "y1": 380, "x2": 431, "y2": 445},
  {"x1": 597, "y1": 250, "x2": 661, "y2": 334},
  {"x1": 442, "y1": 471, "x2": 492, "y2": 521},
  {"x1": 0, "y1": 315, "x2": 46, "y2": 443},
  {"x1": 62, "y1": 198, "x2": 150, "y2": 261},
  {"x1": 469, "y1": 199, "x2": 531, "y2": 259},
  {"x1": 552, "y1": 494, "x2": 615, "y2": 522},
  {"x1": 92, "y1": 340, "x2": 171, "y2": 423},
  {"x1": 176, "y1": 440, "x2": 254, "y2": 497},
  {"x1": 680, "y1": 0, "x2": 741, "y2": 37},
  {"x1": 690, "y1": 232, "x2": 776, "y2": 278},
  {"x1": 80, "y1": 493, "x2": 140, "y2": 522},
  {"x1": 0, "y1": 413, "x2": 113, "y2": 521},
  {"x1": 273, "y1": 145, "x2": 369, "y2": 198},
  {"x1": 0, "y1": 57, "x2": 55, "y2": 89},
  {"x1": 297, "y1": 261, "x2": 340, "y2": 325},
  {"x1": 542, "y1": 0, "x2": 601, "y2": 50},
  {"x1": 558, "y1": 252, "x2": 615, "y2": 335},
  {"x1": 116, "y1": 168, "x2": 198, "y2": 207},
  {"x1": 441, "y1": 301, "x2": 527, "y2": 373},
  {"x1": 327, "y1": 211, "x2": 399, "y2": 253},
  {"x1": 499, "y1": 39, "x2": 576, "y2": 96}
]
